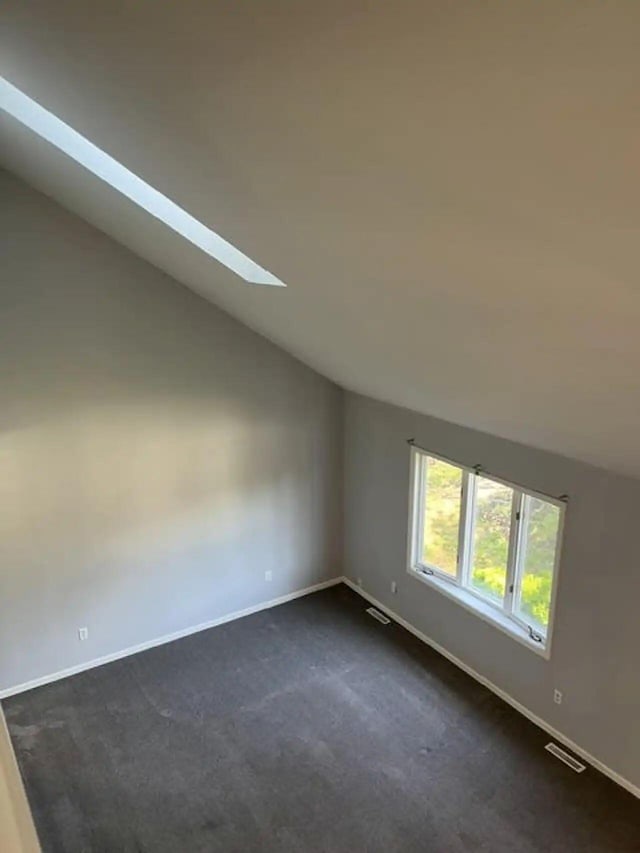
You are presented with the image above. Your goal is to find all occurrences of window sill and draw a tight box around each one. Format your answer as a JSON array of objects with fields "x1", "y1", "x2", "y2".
[{"x1": 407, "y1": 566, "x2": 550, "y2": 658}]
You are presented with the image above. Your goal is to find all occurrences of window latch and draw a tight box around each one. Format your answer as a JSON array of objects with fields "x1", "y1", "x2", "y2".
[{"x1": 527, "y1": 625, "x2": 543, "y2": 643}]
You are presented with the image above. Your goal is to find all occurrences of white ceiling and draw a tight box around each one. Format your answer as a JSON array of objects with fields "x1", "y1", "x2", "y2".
[{"x1": 2, "y1": 1, "x2": 640, "y2": 476}]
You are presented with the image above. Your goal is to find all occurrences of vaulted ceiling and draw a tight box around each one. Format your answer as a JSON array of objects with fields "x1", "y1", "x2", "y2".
[{"x1": 2, "y1": 2, "x2": 640, "y2": 476}]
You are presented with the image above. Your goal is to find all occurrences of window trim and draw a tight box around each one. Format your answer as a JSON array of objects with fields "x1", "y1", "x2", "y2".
[{"x1": 406, "y1": 444, "x2": 565, "y2": 659}]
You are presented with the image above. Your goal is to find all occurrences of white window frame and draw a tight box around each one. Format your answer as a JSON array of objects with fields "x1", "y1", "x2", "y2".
[{"x1": 407, "y1": 445, "x2": 565, "y2": 658}]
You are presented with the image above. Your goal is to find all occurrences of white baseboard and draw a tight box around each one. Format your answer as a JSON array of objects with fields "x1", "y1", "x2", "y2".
[
  {"x1": 342, "y1": 577, "x2": 640, "y2": 801},
  {"x1": 0, "y1": 577, "x2": 342, "y2": 700}
]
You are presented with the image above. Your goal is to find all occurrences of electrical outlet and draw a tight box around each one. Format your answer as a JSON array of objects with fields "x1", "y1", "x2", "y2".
[
  {"x1": 391, "y1": 581, "x2": 398, "y2": 594},
  {"x1": 265, "y1": 570, "x2": 273, "y2": 582},
  {"x1": 78, "y1": 627, "x2": 89, "y2": 642},
  {"x1": 356, "y1": 577, "x2": 363, "y2": 587},
  {"x1": 554, "y1": 689, "x2": 563, "y2": 705}
]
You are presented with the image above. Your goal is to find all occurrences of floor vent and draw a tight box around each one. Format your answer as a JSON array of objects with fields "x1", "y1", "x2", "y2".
[
  {"x1": 366, "y1": 607, "x2": 391, "y2": 625},
  {"x1": 545, "y1": 742, "x2": 586, "y2": 773}
]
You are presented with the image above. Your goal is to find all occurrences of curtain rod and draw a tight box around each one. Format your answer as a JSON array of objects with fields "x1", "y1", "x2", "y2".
[{"x1": 406, "y1": 438, "x2": 569, "y2": 504}]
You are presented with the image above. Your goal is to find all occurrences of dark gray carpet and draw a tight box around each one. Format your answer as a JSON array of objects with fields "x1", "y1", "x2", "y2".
[{"x1": 4, "y1": 584, "x2": 639, "y2": 853}]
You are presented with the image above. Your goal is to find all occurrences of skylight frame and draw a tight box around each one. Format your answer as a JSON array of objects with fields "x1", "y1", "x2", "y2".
[{"x1": 0, "y1": 77, "x2": 285, "y2": 287}]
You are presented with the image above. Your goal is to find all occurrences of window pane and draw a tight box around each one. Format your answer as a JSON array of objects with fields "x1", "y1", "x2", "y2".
[
  {"x1": 470, "y1": 477, "x2": 513, "y2": 604},
  {"x1": 515, "y1": 497, "x2": 560, "y2": 632},
  {"x1": 421, "y1": 456, "x2": 463, "y2": 576}
]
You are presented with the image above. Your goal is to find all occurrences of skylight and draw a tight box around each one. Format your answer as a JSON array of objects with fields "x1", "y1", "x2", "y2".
[{"x1": 0, "y1": 77, "x2": 285, "y2": 286}]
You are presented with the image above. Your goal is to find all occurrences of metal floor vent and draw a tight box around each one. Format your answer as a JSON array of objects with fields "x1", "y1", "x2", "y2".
[
  {"x1": 366, "y1": 607, "x2": 391, "y2": 625},
  {"x1": 545, "y1": 742, "x2": 586, "y2": 773}
]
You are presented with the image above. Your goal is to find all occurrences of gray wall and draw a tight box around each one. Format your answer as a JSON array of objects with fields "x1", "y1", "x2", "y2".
[
  {"x1": 344, "y1": 392, "x2": 639, "y2": 789},
  {"x1": 0, "y1": 170, "x2": 343, "y2": 692}
]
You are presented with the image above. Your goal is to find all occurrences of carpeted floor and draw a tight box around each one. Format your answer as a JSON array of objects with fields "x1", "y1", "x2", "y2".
[{"x1": 4, "y1": 584, "x2": 639, "y2": 852}]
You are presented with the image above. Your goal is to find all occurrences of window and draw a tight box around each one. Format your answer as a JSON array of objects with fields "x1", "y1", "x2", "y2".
[{"x1": 408, "y1": 446, "x2": 564, "y2": 655}]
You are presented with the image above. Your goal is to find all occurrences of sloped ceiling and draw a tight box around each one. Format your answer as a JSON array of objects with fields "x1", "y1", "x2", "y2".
[{"x1": 2, "y1": 1, "x2": 640, "y2": 476}]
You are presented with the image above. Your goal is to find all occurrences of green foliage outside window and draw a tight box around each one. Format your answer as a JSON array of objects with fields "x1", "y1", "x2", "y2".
[
  {"x1": 422, "y1": 457, "x2": 462, "y2": 576},
  {"x1": 517, "y1": 497, "x2": 559, "y2": 628},
  {"x1": 422, "y1": 458, "x2": 558, "y2": 630}
]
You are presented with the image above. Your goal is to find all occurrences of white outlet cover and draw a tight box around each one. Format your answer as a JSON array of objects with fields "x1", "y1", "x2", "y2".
[
  {"x1": 265, "y1": 571, "x2": 273, "y2": 582},
  {"x1": 78, "y1": 627, "x2": 89, "y2": 641}
]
